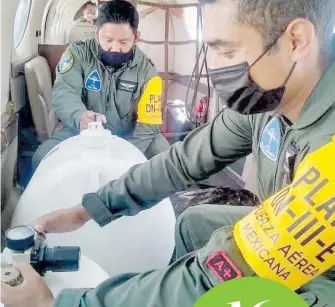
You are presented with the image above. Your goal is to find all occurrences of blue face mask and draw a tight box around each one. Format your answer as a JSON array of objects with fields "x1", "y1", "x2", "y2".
[{"x1": 100, "y1": 48, "x2": 134, "y2": 66}]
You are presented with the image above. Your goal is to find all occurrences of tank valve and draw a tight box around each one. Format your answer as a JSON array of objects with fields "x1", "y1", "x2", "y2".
[
  {"x1": 2, "y1": 225, "x2": 81, "y2": 276},
  {"x1": 93, "y1": 114, "x2": 102, "y2": 123},
  {"x1": 1, "y1": 267, "x2": 23, "y2": 286}
]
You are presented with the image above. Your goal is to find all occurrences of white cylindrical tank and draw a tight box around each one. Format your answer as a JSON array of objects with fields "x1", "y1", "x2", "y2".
[{"x1": 11, "y1": 123, "x2": 176, "y2": 277}]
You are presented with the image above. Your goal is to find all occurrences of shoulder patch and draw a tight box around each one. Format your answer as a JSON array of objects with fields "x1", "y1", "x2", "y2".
[
  {"x1": 207, "y1": 250, "x2": 243, "y2": 282},
  {"x1": 85, "y1": 70, "x2": 102, "y2": 92},
  {"x1": 260, "y1": 117, "x2": 281, "y2": 161},
  {"x1": 58, "y1": 50, "x2": 74, "y2": 73}
]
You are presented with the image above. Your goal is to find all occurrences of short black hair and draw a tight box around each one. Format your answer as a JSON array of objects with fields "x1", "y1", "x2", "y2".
[
  {"x1": 83, "y1": 1, "x2": 95, "y2": 10},
  {"x1": 199, "y1": 0, "x2": 335, "y2": 53},
  {"x1": 95, "y1": 0, "x2": 139, "y2": 33}
]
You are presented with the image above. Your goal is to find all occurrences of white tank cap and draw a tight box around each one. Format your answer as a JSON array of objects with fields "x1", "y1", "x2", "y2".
[{"x1": 79, "y1": 121, "x2": 112, "y2": 148}]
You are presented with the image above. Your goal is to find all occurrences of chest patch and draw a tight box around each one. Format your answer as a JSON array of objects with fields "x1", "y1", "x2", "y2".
[
  {"x1": 118, "y1": 80, "x2": 137, "y2": 93},
  {"x1": 260, "y1": 117, "x2": 281, "y2": 162},
  {"x1": 85, "y1": 70, "x2": 101, "y2": 92}
]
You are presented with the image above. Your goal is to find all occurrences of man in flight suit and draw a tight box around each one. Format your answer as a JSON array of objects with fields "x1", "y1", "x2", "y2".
[
  {"x1": 32, "y1": 0, "x2": 170, "y2": 172},
  {"x1": 75, "y1": 2, "x2": 97, "y2": 24},
  {"x1": 2, "y1": 0, "x2": 335, "y2": 306}
]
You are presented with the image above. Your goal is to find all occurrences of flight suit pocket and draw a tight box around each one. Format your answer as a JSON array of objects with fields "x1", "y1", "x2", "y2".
[
  {"x1": 116, "y1": 79, "x2": 138, "y2": 120},
  {"x1": 197, "y1": 226, "x2": 256, "y2": 287}
]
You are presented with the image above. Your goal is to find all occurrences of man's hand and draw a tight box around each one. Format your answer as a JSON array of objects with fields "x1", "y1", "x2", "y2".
[
  {"x1": 1, "y1": 263, "x2": 54, "y2": 307},
  {"x1": 32, "y1": 204, "x2": 91, "y2": 233},
  {"x1": 80, "y1": 111, "x2": 107, "y2": 131}
]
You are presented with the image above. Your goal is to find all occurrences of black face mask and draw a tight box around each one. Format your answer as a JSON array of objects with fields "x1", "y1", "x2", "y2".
[
  {"x1": 100, "y1": 48, "x2": 134, "y2": 66},
  {"x1": 209, "y1": 44, "x2": 296, "y2": 115}
]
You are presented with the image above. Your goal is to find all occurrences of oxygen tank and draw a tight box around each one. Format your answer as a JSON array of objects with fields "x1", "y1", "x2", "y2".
[{"x1": 11, "y1": 122, "x2": 176, "y2": 277}]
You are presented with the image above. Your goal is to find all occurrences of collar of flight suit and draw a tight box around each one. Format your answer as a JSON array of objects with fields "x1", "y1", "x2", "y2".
[
  {"x1": 88, "y1": 38, "x2": 145, "y2": 70},
  {"x1": 293, "y1": 59, "x2": 335, "y2": 129}
]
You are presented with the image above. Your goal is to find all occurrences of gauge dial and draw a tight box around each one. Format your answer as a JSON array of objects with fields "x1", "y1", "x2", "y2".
[{"x1": 5, "y1": 226, "x2": 35, "y2": 251}]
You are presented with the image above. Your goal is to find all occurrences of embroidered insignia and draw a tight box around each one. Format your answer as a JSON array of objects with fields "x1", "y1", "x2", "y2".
[
  {"x1": 58, "y1": 51, "x2": 74, "y2": 73},
  {"x1": 260, "y1": 117, "x2": 281, "y2": 161},
  {"x1": 85, "y1": 70, "x2": 102, "y2": 92},
  {"x1": 207, "y1": 250, "x2": 243, "y2": 282},
  {"x1": 118, "y1": 80, "x2": 137, "y2": 92}
]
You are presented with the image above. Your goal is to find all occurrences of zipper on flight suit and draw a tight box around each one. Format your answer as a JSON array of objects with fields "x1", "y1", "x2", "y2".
[
  {"x1": 105, "y1": 70, "x2": 113, "y2": 116},
  {"x1": 105, "y1": 65, "x2": 122, "y2": 117},
  {"x1": 272, "y1": 115, "x2": 291, "y2": 192},
  {"x1": 283, "y1": 141, "x2": 300, "y2": 185}
]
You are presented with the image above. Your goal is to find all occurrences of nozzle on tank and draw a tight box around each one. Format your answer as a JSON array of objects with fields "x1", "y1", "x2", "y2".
[{"x1": 94, "y1": 114, "x2": 102, "y2": 123}]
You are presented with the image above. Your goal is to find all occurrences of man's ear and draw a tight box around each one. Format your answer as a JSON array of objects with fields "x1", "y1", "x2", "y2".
[
  {"x1": 285, "y1": 18, "x2": 315, "y2": 62},
  {"x1": 135, "y1": 31, "x2": 141, "y2": 43}
]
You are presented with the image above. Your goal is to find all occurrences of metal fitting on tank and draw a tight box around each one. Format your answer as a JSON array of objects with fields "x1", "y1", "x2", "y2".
[{"x1": 1, "y1": 267, "x2": 23, "y2": 286}]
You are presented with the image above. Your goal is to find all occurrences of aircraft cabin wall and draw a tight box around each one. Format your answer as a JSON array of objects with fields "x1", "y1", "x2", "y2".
[
  {"x1": 1, "y1": 0, "x2": 17, "y2": 114},
  {"x1": 11, "y1": 0, "x2": 46, "y2": 62}
]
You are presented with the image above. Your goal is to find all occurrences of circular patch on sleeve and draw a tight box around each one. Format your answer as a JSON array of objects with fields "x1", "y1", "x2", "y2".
[{"x1": 58, "y1": 50, "x2": 74, "y2": 73}]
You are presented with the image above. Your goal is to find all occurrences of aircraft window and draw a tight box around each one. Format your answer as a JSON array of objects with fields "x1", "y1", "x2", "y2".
[{"x1": 13, "y1": 0, "x2": 32, "y2": 48}]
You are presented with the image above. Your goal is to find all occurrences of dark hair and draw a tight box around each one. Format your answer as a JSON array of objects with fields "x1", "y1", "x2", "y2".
[
  {"x1": 199, "y1": 0, "x2": 335, "y2": 53},
  {"x1": 95, "y1": 0, "x2": 139, "y2": 33},
  {"x1": 83, "y1": 1, "x2": 95, "y2": 10}
]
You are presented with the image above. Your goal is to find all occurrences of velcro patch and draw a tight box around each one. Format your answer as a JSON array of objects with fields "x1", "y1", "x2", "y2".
[
  {"x1": 58, "y1": 50, "x2": 74, "y2": 73},
  {"x1": 85, "y1": 70, "x2": 101, "y2": 92},
  {"x1": 260, "y1": 117, "x2": 281, "y2": 162},
  {"x1": 118, "y1": 80, "x2": 137, "y2": 92},
  {"x1": 206, "y1": 250, "x2": 243, "y2": 282}
]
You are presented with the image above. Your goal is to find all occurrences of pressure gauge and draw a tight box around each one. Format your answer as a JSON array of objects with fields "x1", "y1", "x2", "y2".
[{"x1": 5, "y1": 226, "x2": 35, "y2": 251}]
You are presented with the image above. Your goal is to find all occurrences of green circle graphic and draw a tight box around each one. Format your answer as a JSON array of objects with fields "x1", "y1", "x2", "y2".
[{"x1": 194, "y1": 277, "x2": 308, "y2": 307}]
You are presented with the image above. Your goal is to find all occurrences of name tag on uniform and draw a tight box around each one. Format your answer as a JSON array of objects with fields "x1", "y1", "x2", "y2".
[{"x1": 118, "y1": 80, "x2": 137, "y2": 93}]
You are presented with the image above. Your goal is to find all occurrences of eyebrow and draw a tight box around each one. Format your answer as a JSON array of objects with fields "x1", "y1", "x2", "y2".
[{"x1": 205, "y1": 39, "x2": 241, "y2": 48}]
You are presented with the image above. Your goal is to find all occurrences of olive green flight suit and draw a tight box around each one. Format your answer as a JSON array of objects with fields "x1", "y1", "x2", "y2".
[
  {"x1": 54, "y1": 60, "x2": 335, "y2": 307},
  {"x1": 75, "y1": 17, "x2": 91, "y2": 23},
  {"x1": 71, "y1": 17, "x2": 96, "y2": 41},
  {"x1": 32, "y1": 39, "x2": 169, "y2": 171}
]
